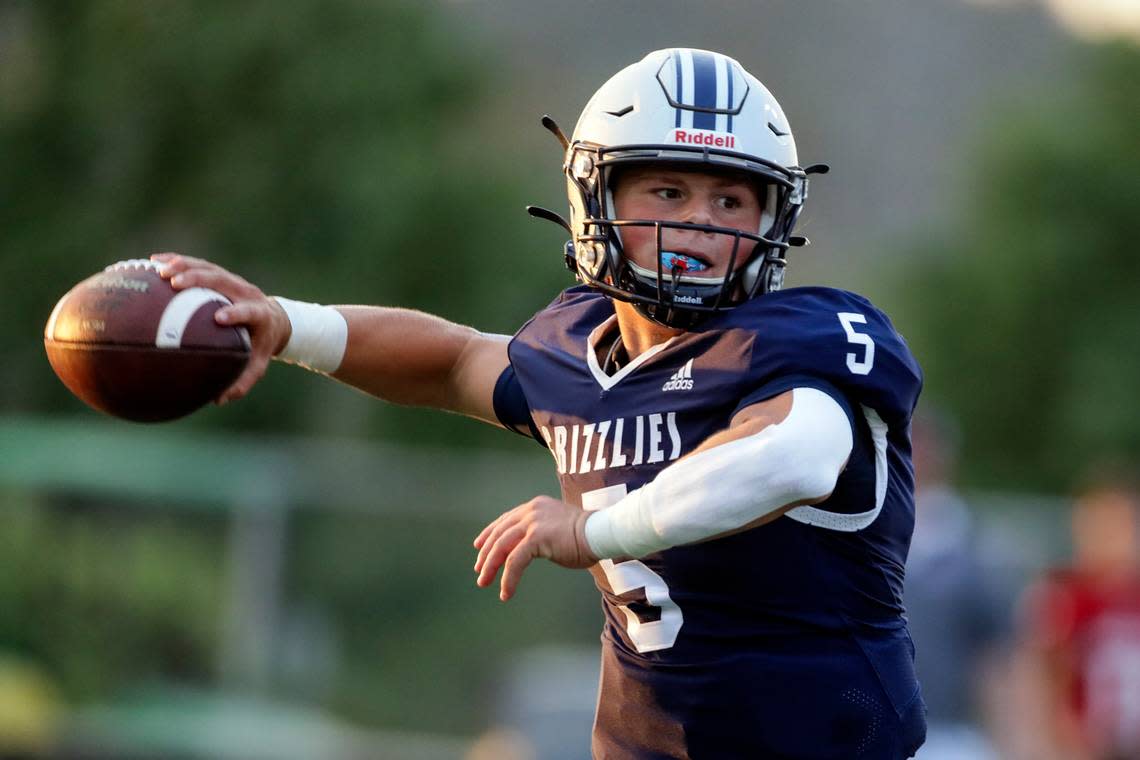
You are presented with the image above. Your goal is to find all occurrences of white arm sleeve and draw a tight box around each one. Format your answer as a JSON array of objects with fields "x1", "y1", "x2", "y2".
[{"x1": 584, "y1": 386, "x2": 854, "y2": 560}]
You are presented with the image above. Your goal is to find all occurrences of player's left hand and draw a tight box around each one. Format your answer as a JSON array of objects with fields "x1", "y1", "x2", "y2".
[{"x1": 473, "y1": 496, "x2": 598, "y2": 601}]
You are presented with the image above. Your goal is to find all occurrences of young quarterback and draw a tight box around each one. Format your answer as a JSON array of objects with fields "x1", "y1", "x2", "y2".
[{"x1": 160, "y1": 48, "x2": 927, "y2": 758}]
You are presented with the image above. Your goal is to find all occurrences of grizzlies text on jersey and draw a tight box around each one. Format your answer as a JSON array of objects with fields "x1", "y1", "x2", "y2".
[{"x1": 494, "y1": 285, "x2": 927, "y2": 759}]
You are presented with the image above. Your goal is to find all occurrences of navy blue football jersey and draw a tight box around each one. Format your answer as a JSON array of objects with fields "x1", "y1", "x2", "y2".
[{"x1": 494, "y1": 285, "x2": 927, "y2": 759}]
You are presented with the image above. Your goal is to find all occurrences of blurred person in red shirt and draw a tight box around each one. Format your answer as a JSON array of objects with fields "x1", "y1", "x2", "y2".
[{"x1": 1019, "y1": 469, "x2": 1140, "y2": 760}]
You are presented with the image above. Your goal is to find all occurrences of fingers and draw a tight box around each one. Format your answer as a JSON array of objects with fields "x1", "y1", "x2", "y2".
[
  {"x1": 475, "y1": 523, "x2": 525, "y2": 590},
  {"x1": 214, "y1": 300, "x2": 260, "y2": 327},
  {"x1": 152, "y1": 254, "x2": 263, "y2": 307},
  {"x1": 474, "y1": 497, "x2": 565, "y2": 602},
  {"x1": 499, "y1": 545, "x2": 537, "y2": 601},
  {"x1": 474, "y1": 508, "x2": 521, "y2": 574},
  {"x1": 473, "y1": 515, "x2": 539, "y2": 601},
  {"x1": 473, "y1": 515, "x2": 501, "y2": 550},
  {"x1": 147, "y1": 255, "x2": 285, "y2": 408},
  {"x1": 216, "y1": 351, "x2": 270, "y2": 405},
  {"x1": 167, "y1": 267, "x2": 260, "y2": 304},
  {"x1": 213, "y1": 301, "x2": 288, "y2": 404},
  {"x1": 151, "y1": 252, "x2": 223, "y2": 273}
]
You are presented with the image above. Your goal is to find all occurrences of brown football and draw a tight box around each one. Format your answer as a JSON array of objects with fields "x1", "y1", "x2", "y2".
[{"x1": 44, "y1": 259, "x2": 251, "y2": 422}]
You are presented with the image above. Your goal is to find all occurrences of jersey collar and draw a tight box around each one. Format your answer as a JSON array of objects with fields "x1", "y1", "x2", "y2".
[{"x1": 586, "y1": 315, "x2": 679, "y2": 391}]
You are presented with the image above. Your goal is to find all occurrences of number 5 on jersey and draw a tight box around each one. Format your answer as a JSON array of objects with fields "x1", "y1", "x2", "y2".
[
  {"x1": 838, "y1": 312, "x2": 876, "y2": 376},
  {"x1": 582, "y1": 484, "x2": 683, "y2": 653}
]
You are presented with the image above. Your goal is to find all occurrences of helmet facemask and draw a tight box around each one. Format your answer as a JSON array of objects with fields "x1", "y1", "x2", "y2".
[{"x1": 565, "y1": 142, "x2": 808, "y2": 329}]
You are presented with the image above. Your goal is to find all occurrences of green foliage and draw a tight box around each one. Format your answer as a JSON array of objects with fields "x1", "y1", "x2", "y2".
[
  {"x1": 893, "y1": 43, "x2": 1140, "y2": 490},
  {"x1": 288, "y1": 510, "x2": 599, "y2": 734},
  {"x1": 0, "y1": 491, "x2": 224, "y2": 700},
  {"x1": 0, "y1": 487, "x2": 601, "y2": 734},
  {"x1": 0, "y1": 1, "x2": 585, "y2": 732},
  {"x1": 1, "y1": 0, "x2": 566, "y2": 443}
]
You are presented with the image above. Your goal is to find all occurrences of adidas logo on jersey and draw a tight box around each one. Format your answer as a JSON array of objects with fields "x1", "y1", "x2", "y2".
[{"x1": 662, "y1": 359, "x2": 694, "y2": 392}]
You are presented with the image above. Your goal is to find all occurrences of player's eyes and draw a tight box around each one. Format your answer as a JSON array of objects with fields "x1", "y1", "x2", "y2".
[
  {"x1": 653, "y1": 187, "x2": 683, "y2": 200},
  {"x1": 717, "y1": 195, "x2": 743, "y2": 210}
]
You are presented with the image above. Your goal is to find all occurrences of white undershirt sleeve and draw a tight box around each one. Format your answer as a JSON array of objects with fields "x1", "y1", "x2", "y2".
[{"x1": 583, "y1": 386, "x2": 854, "y2": 560}]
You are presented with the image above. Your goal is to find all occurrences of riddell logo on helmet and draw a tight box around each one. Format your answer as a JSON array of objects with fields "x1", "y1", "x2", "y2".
[{"x1": 667, "y1": 129, "x2": 736, "y2": 149}]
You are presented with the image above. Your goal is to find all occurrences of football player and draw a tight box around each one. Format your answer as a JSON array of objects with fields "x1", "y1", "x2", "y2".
[{"x1": 159, "y1": 48, "x2": 927, "y2": 758}]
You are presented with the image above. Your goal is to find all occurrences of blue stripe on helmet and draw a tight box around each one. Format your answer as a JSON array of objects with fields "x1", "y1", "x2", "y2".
[
  {"x1": 691, "y1": 50, "x2": 717, "y2": 131},
  {"x1": 726, "y1": 62, "x2": 734, "y2": 133},
  {"x1": 673, "y1": 50, "x2": 683, "y2": 128}
]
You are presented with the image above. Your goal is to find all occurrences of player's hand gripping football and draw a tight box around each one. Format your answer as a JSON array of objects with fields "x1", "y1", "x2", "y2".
[
  {"x1": 152, "y1": 253, "x2": 291, "y2": 404},
  {"x1": 474, "y1": 496, "x2": 598, "y2": 601}
]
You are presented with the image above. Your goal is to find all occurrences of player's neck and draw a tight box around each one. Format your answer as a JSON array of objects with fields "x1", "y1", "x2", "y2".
[{"x1": 613, "y1": 301, "x2": 685, "y2": 361}]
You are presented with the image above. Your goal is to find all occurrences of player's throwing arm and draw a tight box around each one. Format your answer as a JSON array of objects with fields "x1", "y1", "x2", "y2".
[{"x1": 153, "y1": 253, "x2": 512, "y2": 422}]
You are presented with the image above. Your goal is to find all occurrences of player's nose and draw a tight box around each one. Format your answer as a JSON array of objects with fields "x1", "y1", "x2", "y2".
[{"x1": 679, "y1": 195, "x2": 714, "y2": 229}]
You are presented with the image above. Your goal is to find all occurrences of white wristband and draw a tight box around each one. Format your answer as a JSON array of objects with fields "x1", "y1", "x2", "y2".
[
  {"x1": 584, "y1": 387, "x2": 854, "y2": 559},
  {"x1": 272, "y1": 296, "x2": 348, "y2": 373}
]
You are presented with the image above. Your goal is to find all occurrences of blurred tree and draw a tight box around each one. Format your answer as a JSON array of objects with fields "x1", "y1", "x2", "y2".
[
  {"x1": 0, "y1": 0, "x2": 583, "y2": 735},
  {"x1": 288, "y1": 510, "x2": 599, "y2": 734},
  {"x1": 0, "y1": 493, "x2": 224, "y2": 700},
  {"x1": 0, "y1": 0, "x2": 565, "y2": 441},
  {"x1": 891, "y1": 42, "x2": 1140, "y2": 491}
]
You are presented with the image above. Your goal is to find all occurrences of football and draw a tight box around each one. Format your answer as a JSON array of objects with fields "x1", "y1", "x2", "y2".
[{"x1": 44, "y1": 259, "x2": 251, "y2": 422}]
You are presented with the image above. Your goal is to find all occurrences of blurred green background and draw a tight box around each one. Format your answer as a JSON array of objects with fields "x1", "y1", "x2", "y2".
[{"x1": 1, "y1": 1, "x2": 1138, "y2": 757}]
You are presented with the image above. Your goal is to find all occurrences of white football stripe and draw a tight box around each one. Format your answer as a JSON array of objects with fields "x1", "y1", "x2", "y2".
[{"x1": 156, "y1": 287, "x2": 232, "y2": 349}]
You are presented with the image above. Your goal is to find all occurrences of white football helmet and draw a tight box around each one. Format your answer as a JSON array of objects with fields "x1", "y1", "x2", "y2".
[{"x1": 538, "y1": 48, "x2": 826, "y2": 328}]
